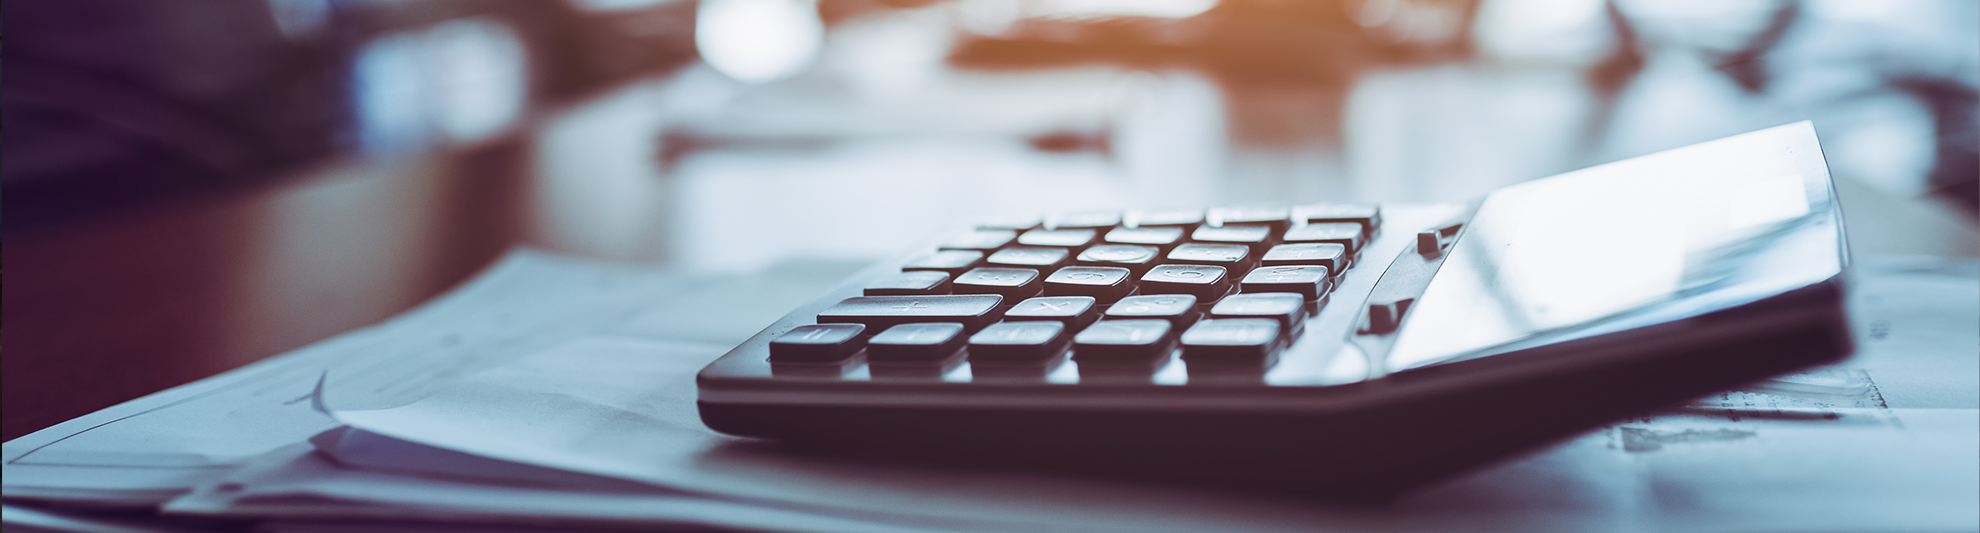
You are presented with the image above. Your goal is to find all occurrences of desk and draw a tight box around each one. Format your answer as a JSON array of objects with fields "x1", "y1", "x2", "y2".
[{"x1": 6, "y1": 247, "x2": 1973, "y2": 532}]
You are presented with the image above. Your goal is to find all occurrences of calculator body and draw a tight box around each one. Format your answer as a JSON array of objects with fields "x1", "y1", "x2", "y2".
[{"x1": 696, "y1": 122, "x2": 1851, "y2": 498}]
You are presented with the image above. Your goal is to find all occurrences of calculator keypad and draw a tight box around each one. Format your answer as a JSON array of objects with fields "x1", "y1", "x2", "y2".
[{"x1": 801, "y1": 204, "x2": 1385, "y2": 380}]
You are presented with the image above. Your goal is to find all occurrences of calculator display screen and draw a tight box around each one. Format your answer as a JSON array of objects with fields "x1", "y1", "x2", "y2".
[{"x1": 1387, "y1": 123, "x2": 1844, "y2": 372}]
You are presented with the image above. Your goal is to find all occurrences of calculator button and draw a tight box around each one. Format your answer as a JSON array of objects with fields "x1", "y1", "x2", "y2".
[
  {"x1": 1104, "y1": 294, "x2": 1202, "y2": 329},
  {"x1": 953, "y1": 267, "x2": 1043, "y2": 300},
  {"x1": 1004, "y1": 296, "x2": 1100, "y2": 330},
  {"x1": 1166, "y1": 243, "x2": 1255, "y2": 275},
  {"x1": 1260, "y1": 243, "x2": 1346, "y2": 273},
  {"x1": 986, "y1": 247, "x2": 1071, "y2": 270},
  {"x1": 975, "y1": 215, "x2": 1042, "y2": 232},
  {"x1": 1072, "y1": 319, "x2": 1177, "y2": 362},
  {"x1": 902, "y1": 250, "x2": 985, "y2": 276},
  {"x1": 1363, "y1": 299, "x2": 1414, "y2": 334},
  {"x1": 968, "y1": 321, "x2": 1071, "y2": 364},
  {"x1": 1180, "y1": 319, "x2": 1282, "y2": 364},
  {"x1": 1075, "y1": 245, "x2": 1161, "y2": 275},
  {"x1": 1042, "y1": 266, "x2": 1134, "y2": 303},
  {"x1": 1240, "y1": 265, "x2": 1331, "y2": 300},
  {"x1": 864, "y1": 271, "x2": 953, "y2": 296},
  {"x1": 1417, "y1": 230, "x2": 1444, "y2": 255},
  {"x1": 769, "y1": 324, "x2": 868, "y2": 363},
  {"x1": 1209, "y1": 293, "x2": 1308, "y2": 337},
  {"x1": 1416, "y1": 220, "x2": 1465, "y2": 255},
  {"x1": 1128, "y1": 208, "x2": 1204, "y2": 229},
  {"x1": 817, "y1": 295, "x2": 1004, "y2": 332},
  {"x1": 1190, "y1": 224, "x2": 1276, "y2": 255},
  {"x1": 1298, "y1": 203, "x2": 1382, "y2": 236},
  {"x1": 938, "y1": 230, "x2": 1017, "y2": 252},
  {"x1": 1017, "y1": 229, "x2": 1098, "y2": 250},
  {"x1": 1282, "y1": 222, "x2": 1365, "y2": 255},
  {"x1": 866, "y1": 323, "x2": 968, "y2": 363},
  {"x1": 1051, "y1": 211, "x2": 1122, "y2": 230},
  {"x1": 1104, "y1": 226, "x2": 1185, "y2": 253},
  {"x1": 1210, "y1": 206, "x2": 1291, "y2": 232},
  {"x1": 1139, "y1": 264, "x2": 1231, "y2": 300}
]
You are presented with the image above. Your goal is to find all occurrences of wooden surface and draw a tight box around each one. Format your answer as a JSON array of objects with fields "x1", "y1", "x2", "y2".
[{"x1": 4, "y1": 143, "x2": 530, "y2": 441}]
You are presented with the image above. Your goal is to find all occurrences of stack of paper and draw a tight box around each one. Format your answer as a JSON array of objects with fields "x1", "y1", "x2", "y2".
[{"x1": 7, "y1": 251, "x2": 1976, "y2": 532}]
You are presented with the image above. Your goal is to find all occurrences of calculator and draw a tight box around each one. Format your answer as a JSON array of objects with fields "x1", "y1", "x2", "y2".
[{"x1": 696, "y1": 122, "x2": 1852, "y2": 498}]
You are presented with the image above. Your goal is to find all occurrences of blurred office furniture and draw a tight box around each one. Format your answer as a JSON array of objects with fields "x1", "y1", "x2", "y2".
[
  {"x1": 4, "y1": 0, "x2": 697, "y2": 440},
  {"x1": 3, "y1": 0, "x2": 696, "y2": 229}
]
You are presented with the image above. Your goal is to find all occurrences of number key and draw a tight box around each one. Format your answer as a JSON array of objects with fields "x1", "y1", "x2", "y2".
[
  {"x1": 1043, "y1": 266, "x2": 1134, "y2": 303},
  {"x1": 1283, "y1": 222, "x2": 1365, "y2": 255},
  {"x1": 1239, "y1": 265, "x2": 1331, "y2": 301},
  {"x1": 867, "y1": 323, "x2": 968, "y2": 363},
  {"x1": 1072, "y1": 319, "x2": 1177, "y2": 363},
  {"x1": 1104, "y1": 294, "x2": 1201, "y2": 330},
  {"x1": 769, "y1": 324, "x2": 868, "y2": 363},
  {"x1": 1140, "y1": 264, "x2": 1231, "y2": 300},
  {"x1": 1180, "y1": 318, "x2": 1282, "y2": 366},
  {"x1": 1005, "y1": 296, "x2": 1100, "y2": 330},
  {"x1": 968, "y1": 321, "x2": 1071, "y2": 364},
  {"x1": 1208, "y1": 293, "x2": 1308, "y2": 338},
  {"x1": 865, "y1": 271, "x2": 953, "y2": 296},
  {"x1": 954, "y1": 267, "x2": 1043, "y2": 301},
  {"x1": 986, "y1": 246, "x2": 1071, "y2": 271},
  {"x1": 1167, "y1": 243, "x2": 1255, "y2": 276},
  {"x1": 1260, "y1": 243, "x2": 1346, "y2": 273}
]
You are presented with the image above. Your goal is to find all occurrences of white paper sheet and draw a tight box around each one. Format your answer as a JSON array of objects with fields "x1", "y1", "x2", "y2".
[
  {"x1": 2, "y1": 250, "x2": 705, "y2": 504},
  {"x1": 129, "y1": 333, "x2": 1622, "y2": 532},
  {"x1": 167, "y1": 443, "x2": 950, "y2": 533},
  {"x1": 170, "y1": 256, "x2": 1974, "y2": 532}
]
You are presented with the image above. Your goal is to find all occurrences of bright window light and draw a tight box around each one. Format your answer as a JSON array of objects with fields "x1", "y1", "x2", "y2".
[
  {"x1": 696, "y1": 0, "x2": 824, "y2": 84},
  {"x1": 1032, "y1": 0, "x2": 1219, "y2": 18}
]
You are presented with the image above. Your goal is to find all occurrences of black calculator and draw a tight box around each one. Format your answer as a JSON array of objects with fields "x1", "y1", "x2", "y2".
[{"x1": 696, "y1": 122, "x2": 1852, "y2": 498}]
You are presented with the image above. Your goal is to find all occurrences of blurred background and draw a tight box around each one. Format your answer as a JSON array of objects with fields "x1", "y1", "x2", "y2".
[{"x1": 6, "y1": 0, "x2": 1977, "y2": 440}]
